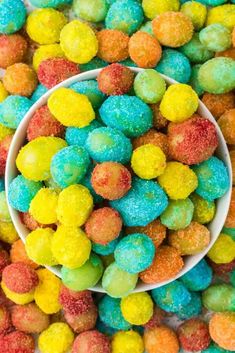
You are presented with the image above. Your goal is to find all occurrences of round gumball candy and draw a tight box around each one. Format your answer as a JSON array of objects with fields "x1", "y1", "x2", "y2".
[
  {"x1": 134, "y1": 70, "x2": 166, "y2": 104},
  {"x1": 73, "y1": 0, "x2": 108, "y2": 22},
  {"x1": 180, "y1": 259, "x2": 213, "y2": 291},
  {"x1": 121, "y1": 292, "x2": 153, "y2": 325},
  {"x1": 190, "y1": 193, "x2": 216, "y2": 224},
  {"x1": 64, "y1": 303, "x2": 98, "y2": 334},
  {"x1": 180, "y1": 33, "x2": 214, "y2": 64},
  {"x1": 39, "y1": 323, "x2": 74, "y2": 353},
  {"x1": 0, "y1": 34, "x2": 27, "y2": 69},
  {"x1": 142, "y1": 0, "x2": 180, "y2": 20},
  {"x1": 202, "y1": 284, "x2": 235, "y2": 312},
  {"x1": 97, "y1": 29, "x2": 129, "y2": 63},
  {"x1": 10, "y1": 239, "x2": 38, "y2": 269},
  {"x1": 207, "y1": 233, "x2": 235, "y2": 264},
  {"x1": 72, "y1": 330, "x2": 111, "y2": 353},
  {"x1": 202, "y1": 92, "x2": 235, "y2": 120},
  {"x1": 0, "y1": 331, "x2": 35, "y2": 353},
  {"x1": 112, "y1": 330, "x2": 144, "y2": 353},
  {"x1": 209, "y1": 312, "x2": 235, "y2": 351},
  {"x1": 199, "y1": 24, "x2": 232, "y2": 52},
  {"x1": 176, "y1": 292, "x2": 202, "y2": 320},
  {"x1": 160, "y1": 198, "x2": 194, "y2": 230},
  {"x1": 0, "y1": 0, "x2": 26, "y2": 34},
  {"x1": 59, "y1": 285, "x2": 93, "y2": 315},
  {"x1": 144, "y1": 325, "x2": 179, "y2": 353},
  {"x1": 206, "y1": 4, "x2": 235, "y2": 30},
  {"x1": 0, "y1": 95, "x2": 32, "y2": 129},
  {"x1": 0, "y1": 221, "x2": 19, "y2": 244},
  {"x1": 180, "y1": 1, "x2": 207, "y2": 30},
  {"x1": 218, "y1": 109, "x2": 235, "y2": 145},
  {"x1": 29, "y1": 187, "x2": 58, "y2": 224}
]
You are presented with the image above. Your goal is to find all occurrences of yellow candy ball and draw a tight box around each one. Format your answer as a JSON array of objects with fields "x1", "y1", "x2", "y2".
[
  {"x1": 158, "y1": 161, "x2": 198, "y2": 200},
  {"x1": 180, "y1": 1, "x2": 207, "y2": 30},
  {"x1": 0, "y1": 81, "x2": 8, "y2": 103},
  {"x1": 57, "y1": 184, "x2": 93, "y2": 227},
  {"x1": 26, "y1": 8, "x2": 67, "y2": 45},
  {"x1": 39, "y1": 323, "x2": 74, "y2": 353},
  {"x1": 48, "y1": 87, "x2": 95, "y2": 128},
  {"x1": 190, "y1": 193, "x2": 215, "y2": 224},
  {"x1": 112, "y1": 330, "x2": 144, "y2": 353},
  {"x1": 207, "y1": 4, "x2": 235, "y2": 30},
  {"x1": 131, "y1": 144, "x2": 166, "y2": 180},
  {"x1": 34, "y1": 269, "x2": 62, "y2": 314},
  {"x1": 207, "y1": 234, "x2": 235, "y2": 264},
  {"x1": 33, "y1": 44, "x2": 65, "y2": 71},
  {"x1": 30, "y1": 188, "x2": 58, "y2": 224},
  {"x1": 0, "y1": 123, "x2": 14, "y2": 143},
  {"x1": 160, "y1": 84, "x2": 199, "y2": 123},
  {"x1": 25, "y1": 228, "x2": 58, "y2": 266},
  {"x1": 51, "y1": 225, "x2": 91, "y2": 269},
  {"x1": 60, "y1": 20, "x2": 98, "y2": 64},
  {"x1": 1, "y1": 281, "x2": 34, "y2": 305},
  {"x1": 121, "y1": 292, "x2": 154, "y2": 325},
  {"x1": 142, "y1": 0, "x2": 180, "y2": 19},
  {"x1": 0, "y1": 221, "x2": 19, "y2": 244},
  {"x1": 16, "y1": 136, "x2": 67, "y2": 181}
]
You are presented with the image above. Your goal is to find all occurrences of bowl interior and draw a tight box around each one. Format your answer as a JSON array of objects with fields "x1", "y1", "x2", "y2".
[{"x1": 5, "y1": 68, "x2": 232, "y2": 293}]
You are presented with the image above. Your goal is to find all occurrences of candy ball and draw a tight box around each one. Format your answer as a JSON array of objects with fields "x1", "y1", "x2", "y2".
[
  {"x1": 33, "y1": 44, "x2": 65, "y2": 71},
  {"x1": 1, "y1": 281, "x2": 34, "y2": 305},
  {"x1": 142, "y1": 0, "x2": 180, "y2": 20},
  {"x1": 134, "y1": 70, "x2": 166, "y2": 104},
  {"x1": 73, "y1": 0, "x2": 108, "y2": 22},
  {"x1": 112, "y1": 330, "x2": 144, "y2": 353},
  {"x1": 86, "y1": 127, "x2": 132, "y2": 164},
  {"x1": 121, "y1": 292, "x2": 153, "y2": 325},
  {"x1": 218, "y1": 109, "x2": 235, "y2": 145},
  {"x1": 169, "y1": 221, "x2": 210, "y2": 255},
  {"x1": 25, "y1": 228, "x2": 57, "y2": 266},
  {"x1": 160, "y1": 198, "x2": 194, "y2": 230},
  {"x1": 129, "y1": 31, "x2": 162, "y2": 68},
  {"x1": 156, "y1": 49, "x2": 191, "y2": 84},
  {"x1": 72, "y1": 330, "x2": 111, "y2": 353},
  {"x1": 192, "y1": 156, "x2": 229, "y2": 201},
  {"x1": 206, "y1": 4, "x2": 235, "y2": 30},
  {"x1": 48, "y1": 87, "x2": 95, "y2": 128},
  {"x1": 152, "y1": 11, "x2": 193, "y2": 47},
  {"x1": 0, "y1": 134, "x2": 12, "y2": 176},
  {"x1": 11, "y1": 303, "x2": 50, "y2": 333},
  {"x1": 144, "y1": 306, "x2": 165, "y2": 330},
  {"x1": 111, "y1": 177, "x2": 168, "y2": 227},
  {"x1": 65, "y1": 121, "x2": 102, "y2": 148},
  {"x1": 98, "y1": 64, "x2": 134, "y2": 96},
  {"x1": 207, "y1": 233, "x2": 235, "y2": 264},
  {"x1": 202, "y1": 284, "x2": 235, "y2": 312},
  {"x1": 180, "y1": 33, "x2": 214, "y2": 64},
  {"x1": 29, "y1": 188, "x2": 58, "y2": 224},
  {"x1": 181, "y1": 258, "x2": 213, "y2": 291},
  {"x1": 39, "y1": 323, "x2": 74, "y2": 353},
  {"x1": 59, "y1": 285, "x2": 93, "y2": 315},
  {"x1": 140, "y1": 245, "x2": 183, "y2": 284},
  {"x1": 51, "y1": 146, "x2": 90, "y2": 188},
  {"x1": 199, "y1": 24, "x2": 231, "y2": 52},
  {"x1": 180, "y1": 1, "x2": 207, "y2": 30},
  {"x1": 10, "y1": 239, "x2": 38, "y2": 269},
  {"x1": 80, "y1": 164, "x2": 103, "y2": 204},
  {"x1": 209, "y1": 312, "x2": 235, "y2": 351},
  {"x1": 97, "y1": 29, "x2": 129, "y2": 63},
  {"x1": 100, "y1": 95, "x2": 153, "y2": 137},
  {"x1": 0, "y1": 0, "x2": 26, "y2": 34},
  {"x1": 189, "y1": 64, "x2": 205, "y2": 96},
  {"x1": 178, "y1": 318, "x2": 211, "y2": 351},
  {"x1": 80, "y1": 57, "x2": 108, "y2": 72},
  {"x1": 64, "y1": 303, "x2": 98, "y2": 334},
  {"x1": 0, "y1": 221, "x2": 18, "y2": 244},
  {"x1": 29, "y1": 0, "x2": 72, "y2": 7},
  {"x1": 60, "y1": 20, "x2": 98, "y2": 64},
  {"x1": 160, "y1": 83, "x2": 198, "y2": 123},
  {"x1": 61, "y1": 254, "x2": 103, "y2": 291},
  {"x1": 0, "y1": 305, "x2": 11, "y2": 334},
  {"x1": 31, "y1": 84, "x2": 48, "y2": 103},
  {"x1": 0, "y1": 34, "x2": 27, "y2": 69},
  {"x1": 0, "y1": 191, "x2": 10, "y2": 222},
  {"x1": 0, "y1": 331, "x2": 35, "y2": 353},
  {"x1": 176, "y1": 292, "x2": 202, "y2": 320},
  {"x1": 0, "y1": 124, "x2": 17, "y2": 143},
  {"x1": 168, "y1": 115, "x2": 218, "y2": 165},
  {"x1": 92, "y1": 237, "x2": 120, "y2": 256},
  {"x1": 27, "y1": 105, "x2": 64, "y2": 141},
  {"x1": 224, "y1": 187, "x2": 235, "y2": 228},
  {"x1": 144, "y1": 325, "x2": 179, "y2": 353},
  {"x1": 202, "y1": 92, "x2": 235, "y2": 120},
  {"x1": 105, "y1": 0, "x2": 144, "y2": 35},
  {"x1": 102, "y1": 262, "x2": 138, "y2": 298},
  {"x1": 0, "y1": 250, "x2": 10, "y2": 276},
  {"x1": 0, "y1": 81, "x2": 8, "y2": 103},
  {"x1": 132, "y1": 130, "x2": 169, "y2": 158},
  {"x1": 0, "y1": 95, "x2": 32, "y2": 129},
  {"x1": 158, "y1": 161, "x2": 198, "y2": 200},
  {"x1": 70, "y1": 80, "x2": 105, "y2": 109}
]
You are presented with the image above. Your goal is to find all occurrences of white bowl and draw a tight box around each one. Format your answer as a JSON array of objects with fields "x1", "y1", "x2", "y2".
[{"x1": 5, "y1": 68, "x2": 232, "y2": 293}]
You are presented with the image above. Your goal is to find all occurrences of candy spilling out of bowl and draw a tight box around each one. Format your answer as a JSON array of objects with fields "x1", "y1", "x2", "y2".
[{"x1": 6, "y1": 66, "x2": 231, "y2": 297}]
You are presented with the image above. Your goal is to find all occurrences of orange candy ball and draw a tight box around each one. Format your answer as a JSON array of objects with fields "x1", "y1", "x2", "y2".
[
  {"x1": 218, "y1": 108, "x2": 235, "y2": 145},
  {"x1": 0, "y1": 34, "x2": 28, "y2": 69},
  {"x1": 132, "y1": 130, "x2": 169, "y2": 158},
  {"x1": 10, "y1": 239, "x2": 39, "y2": 270},
  {"x1": 202, "y1": 92, "x2": 235, "y2": 120},
  {"x1": 209, "y1": 312, "x2": 235, "y2": 351},
  {"x1": 150, "y1": 104, "x2": 169, "y2": 130},
  {"x1": 224, "y1": 187, "x2": 235, "y2": 228},
  {"x1": 144, "y1": 325, "x2": 179, "y2": 353},
  {"x1": 97, "y1": 29, "x2": 129, "y2": 63}
]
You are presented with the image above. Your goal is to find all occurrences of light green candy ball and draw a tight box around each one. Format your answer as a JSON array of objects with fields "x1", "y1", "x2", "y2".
[
  {"x1": 202, "y1": 284, "x2": 235, "y2": 312},
  {"x1": 134, "y1": 69, "x2": 166, "y2": 104},
  {"x1": 160, "y1": 198, "x2": 194, "y2": 231},
  {"x1": 0, "y1": 191, "x2": 11, "y2": 222},
  {"x1": 189, "y1": 64, "x2": 205, "y2": 96},
  {"x1": 190, "y1": 193, "x2": 215, "y2": 224},
  {"x1": 180, "y1": 33, "x2": 214, "y2": 64},
  {"x1": 199, "y1": 24, "x2": 232, "y2": 52},
  {"x1": 73, "y1": 0, "x2": 108, "y2": 22},
  {"x1": 198, "y1": 57, "x2": 235, "y2": 94}
]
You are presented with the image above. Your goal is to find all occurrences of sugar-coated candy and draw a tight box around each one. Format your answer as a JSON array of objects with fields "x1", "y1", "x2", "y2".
[
  {"x1": 0, "y1": 221, "x2": 19, "y2": 244},
  {"x1": 176, "y1": 292, "x2": 202, "y2": 320},
  {"x1": 1, "y1": 281, "x2": 34, "y2": 305},
  {"x1": 59, "y1": 285, "x2": 93, "y2": 315},
  {"x1": 144, "y1": 306, "x2": 165, "y2": 330},
  {"x1": 0, "y1": 331, "x2": 35, "y2": 353},
  {"x1": 207, "y1": 233, "x2": 235, "y2": 264},
  {"x1": 160, "y1": 198, "x2": 194, "y2": 230},
  {"x1": 112, "y1": 330, "x2": 144, "y2": 353},
  {"x1": 0, "y1": 191, "x2": 10, "y2": 222},
  {"x1": 218, "y1": 109, "x2": 235, "y2": 145},
  {"x1": 111, "y1": 177, "x2": 168, "y2": 227},
  {"x1": 156, "y1": 49, "x2": 191, "y2": 84},
  {"x1": 209, "y1": 312, "x2": 235, "y2": 351},
  {"x1": 10, "y1": 239, "x2": 38, "y2": 269},
  {"x1": 144, "y1": 325, "x2": 179, "y2": 353},
  {"x1": 64, "y1": 303, "x2": 98, "y2": 334},
  {"x1": 0, "y1": 81, "x2": 8, "y2": 103},
  {"x1": 202, "y1": 92, "x2": 235, "y2": 120},
  {"x1": 60, "y1": 20, "x2": 98, "y2": 64},
  {"x1": 100, "y1": 95, "x2": 153, "y2": 137},
  {"x1": 52, "y1": 225, "x2": 91, "y2": 269},
  {"x1": 50, "y1": 146, "x2": 90, "y2": 188},
  {"x1": 177, "y1": 318, "x2": 211, "y2": 352},
  {"x1": 0, "y1": 34, "x2": 27, "y2": 69},
  {"x1": 158, "y1": 161, "x2": 198, "y2": 200},
  {"x1": 180, "y1": 33, "x2": 214, "y2": 64},
  {"x1": 202, "y1": 284, "x2": 235, "y2": 312},
  {"x1": 80, "y1": 164, "x2": 103, "y2": 204},
  {"x1": 57, "y1": 184, "x2": 93, "y2": 226},
  {"x1": 0, "y1": 123, "x2": 14, "y2": 143},
  {"x1": 115, "y1": 233, "x2": 155, "y2": 274},
  {"x1": 121, "y1": 292, "x2": 153, "y2": 325},
  {"x1": 0, "y1": 305, "x2": 11, "y2": 334},
  {"x1": 140, "y1": 245, "x2": 183, "y2": 284},
  {"x1": 70, "y1": 80, "x2": 105, "y2": 109},
  {"x1": 48, "y1": 87, "x2": 95, "y2": 127},
  {"x1": 180, "y1": 1, "x2": 207, "y2": 30},
  {"x1": 191, "y1": 193, "x2": 216, "y2": 224},
  {"x1": 0, "y1": 250, "x2": 10, "y2": 276},
  {"x1": 85, "y1": 207, "x2": 122, "y2": 245},
  {"x1": 80, "y1": 57, "x2": 108, "y2": 72},
  {"x1": 73, "y1": 0, "x2": 108, "y2": 22},
  {"x1": 72, "y1": 330, "x2": 111, "y2": 353},
  {"x1": 11, "y1": 303, "x2": 50, "y2": 333},
  {"x1": 199, "y1": 24, "x2": 231, "y2": 53},
  {"x1": 102, "y1": 262, "x2": 138, "y2": 298},
  {"x1": 132, "y1": 130, "x2": 169, "y2": 158},
  {"x1": 65, "y1": 120, "x2": 102, "y2": 148},
  {"x1": 86, "y1": 127, "x2": 132, "y2": 164},
  {"x1": 25, "y1": 228, "x2": 57, "y2": 266},
  {"x1": 152, "y1": 11, "x2": 193, "y2": 48},
  {"x1": 61, "y1": 254, "x2": 104, "y2": 291},
  {"x1": 92, "y1": 237, "x2": 120, "y2": 256},
  {"x1": 31, "y1": 84, "x2": 48, "y2": 103},
  {"x1": 129, "y1": 31, "x2": 162, "y2": 68},
  {"x1": 29, "y1": 0, "x2": 72, "y2": 8},
  {"x1": 0, "y1": 0, "x2": 26, "y2": 34},
  {"x1": 189, "y1": 64, "x2": 205, "y2": 96},
  {"x1": 33, "y1": 44, "x2": 65, "y2": 71},
  {"x1": 206, "y1": 4, "x2": 235, "y2": 29},
  {"x1": 98, "y1": 295, "x2": 131, "y2": 330},
  {"x1": 97, "y1": 29, "x2": 129, "y2": 63},
  {"x1": 0, "y1": 134, "x2": 12, "y2": 176},
  {"x1": 39, "y1": 322, "x2": 74, "y2": 353},
  {"x1": 181, "y1": 259, "x2": 212, "y2": 291},
  {"x1": 0, "y1": 95, "x2": 32, "y2": 129},
  {"x1": 134, "y1": 70, "x2": 166, "y2": 104},
  {"x1": 29, "y1": 188, "x2": 58, "y2": 224},
  {"x1": 224, "y1": 187, "x2": 235, "y2": 228},
  {"x1": 192, "y1": 156, "x2": 230, "y2": 201},
  {"x1": 142, "y1": 0, "x2": 180, "y2": 19}
]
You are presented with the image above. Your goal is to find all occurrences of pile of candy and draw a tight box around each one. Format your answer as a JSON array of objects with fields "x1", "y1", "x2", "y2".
[{"x1": 0, "y1": 0, "x2": 235, "y2": 352}]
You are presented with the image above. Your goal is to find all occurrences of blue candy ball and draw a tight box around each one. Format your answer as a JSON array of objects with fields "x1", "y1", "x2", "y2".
[
  {"x1": 151, "y1": 280, "x2": 192, "y2": 313},
  {"x1": 80, "y1": 164, "x2": 103, "y2": 204},
  {"x1": 180, "y1": 259, "x2": 213, "y2": 291},
  {"x1": 99, "y1": 95, "x2": 153, "y2": 137},
  {"x1": 70, "y1": 80, "x2": 105, "y2": 109},
  {"x1": 156, "y1": 49, "x2": 191, "y2": 84},
  {"x1": 50, "y1": 146, "x2": 90, "y2": 188},
  {"x1": 0, "y1": 178, "x2": 4, "y2": 192},
  {"x1": 114, "y1": 233, "x2": 155, "y2": 273},
  {"x1": 202, "y1": 342, "x2": 232, "y2": 353},
  {"x1": 65, "y1": 120, "x2": 102, "y2": 148},
  {"x1": 98, "y1": 295, "x2": 132, "y2": 330},
  {"x1": 96, "y1": 318, "x2": 118, "y2": 336},
  {"x1": 176, "y1": 291, "x2": 202, "y2": 320},
  {"x1": 80, "y1": 57, "x2": 108, "y2": 72},
  {"x1": 31, "y1": 84, "x2": 48, "y2": 103},
  {"x1": 0, "y1": 0, "x2": 26, "y2": 34},
  {"x1": 0, "y1": 96, "x2": 32, "y2": 129},
  {"x1": 192, "y1": 156, "x2": 230, "y2": 201},
  {"x1": 92, "y1": 237, "x2": 119, "y2": 256},
  {"x1": 8, "y1": 175, "x2": 42, "y2": 212},
  {"x1": 110, "y1": 177, "x2": 168, "y2": 227},
  {"x1": 29, "y1": 0, "x2": 72, "y2": 8},
  {"x1": 105, "y1": 0, "x2": 144, "y2": 35},
  {"x1": 86, "y1": 127, "x2": 132, "y2": 164}
]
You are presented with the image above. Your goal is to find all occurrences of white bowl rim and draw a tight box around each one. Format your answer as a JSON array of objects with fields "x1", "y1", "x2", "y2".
[{"x1": 5, "y1": 67, "x2": 232, "y2": 294}]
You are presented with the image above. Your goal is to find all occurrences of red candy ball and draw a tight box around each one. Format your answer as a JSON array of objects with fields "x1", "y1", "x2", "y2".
[
  {"x1": 0, "y1": 330, "x2": 35, "y2": 353},
  {"x1": 38, "y1": 58, "x2": 80, "y2": 89},
  {"x1": 0, "y1": 250, "x2": 10, "y2": 277},
  {"x1": 64, "y1": 303, "x2": 98, "y2": 333},
  {"x1": 144, "y1": 306, "x2": 166, "y2": 330},
  {"x1": 0, "y1": 306, "x2": 11, "y2": 334},
  {"x1": 0, "y1": 135, "x2": 13, "y2": 176},
  {"x1": 0, "y1": 34, "x2": 28, "y2": 69},
  {"x1": 72, "y1": 330, "x2": 111, "y2": 353},
  {"x1": 59, "y1": 285, "x2": 94, "y2": 316},
  {"x1": 208, "y1": 258, "x2": 235, "y2": 276}
]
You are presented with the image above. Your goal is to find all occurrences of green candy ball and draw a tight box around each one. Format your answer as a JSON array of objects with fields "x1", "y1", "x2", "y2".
[
  {"x1": 202, "y1": 284, "x2": 235, "y2": 312},
  {"x1": 160, "y1": 198, "x2": 194, "y2": 231},
  {"x1": 134, "y1": 69, "x2": 166, "y2": 104},
  {"x1": 180, "y1": 33, "x2": 214, "y2": 64},
  {"x1": 189, "y1": 64, "x2": 205, "y2": 96},
  {"x1": 73, "y1": 0, "x2": 108, "y2": 22},
  {"x1": 199, "y1": 24, "x2": 232, "y2": 52}
]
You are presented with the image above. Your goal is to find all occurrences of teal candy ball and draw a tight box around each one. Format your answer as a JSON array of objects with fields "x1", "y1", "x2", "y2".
[
  {"x1": 189, "y1": 64, "x2": 205, "y2": 96},
  {"x1": 29, "y1": 0, "x2": 71, "y2": 8},
  {"x1": 70, "y1": 80, "x2": 105, "y2": 109},
  {"x1": 134, "y1": 69, "x2": 166, "y2": 104},
  {"x1": 160, "y1": 198, "x2": 194, "y2": 230},
  {"x1": 31, "y1": 84, "x2": 48, "y2": 103},
  {"x1": 180, "y1": 259, "x2": 213, "y2": 291},
  {"x1": 0, "y1": 0, "x2": 26, "y2": 34},
  {"x1": 65, "y1": 120, "x2": 102, "y2": 148},
  {"x1": 199, "y1": 24, "x2": 232, "y2": 52},
  {"x1": 176, "y1": 292, "x2": 202, "y2": 320},
  {"x1": 0, "y1": 96, "x2": 32, "y2": 129},
  {"x1": 180, "y1": 33, "x2": 214, "y2": 64},
  {"x1": 73, "y1": 0, "x2": 108, "y2": 22}
]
